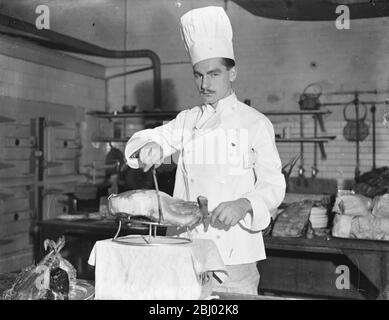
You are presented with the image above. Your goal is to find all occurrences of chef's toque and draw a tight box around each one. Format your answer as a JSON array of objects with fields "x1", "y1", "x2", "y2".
[{"x1": 180, "y1": 6, "x2": 235, "y2": 66}]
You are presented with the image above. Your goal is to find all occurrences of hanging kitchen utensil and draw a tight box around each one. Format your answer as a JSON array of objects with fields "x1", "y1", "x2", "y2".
[
  {"x1": 371, "y1": 104, "x2": 376, "y2": 170},
  {"x1": 312, "y1": 113, "x2": 319, "y2": 178},
  {"x1": 343, "y1": 101, "x2": 369, "y2": 142},
  {"x1": 297, "y1": 114, "x2": 308, "y2": 187},
  {"x1": 299, "y1": 83, "x2": 322, "y2": 110},
  {"x1": 342, "y1": 96, "x2": 369, "y2": 181},
  {"x1": 282, "y1": 154, "x2": 300, "y2": 182},
  {"x1": 299, "y1": 83, "x2": 326, "y2": 135},
  {"x1": 383, "y1": 99, "x2": 389, "y2": 125}
]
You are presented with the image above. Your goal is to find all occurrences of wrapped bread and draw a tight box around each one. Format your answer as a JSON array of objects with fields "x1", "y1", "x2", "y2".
[
  {"x1": 332, "y1": 192, "x2": 372, "y2": 217},
  {"x1": 351, "y1": 215, "x2": 389, "y2": 240},
  {"x1": 372, "y1": 194, "x2": 389, "y2": 218},
  {"x1": 332, "y1": 214, "x2": 353, "y2": 238},
  {"x1": 332, "y1": 213, "x2": 389, "y2": 240}
]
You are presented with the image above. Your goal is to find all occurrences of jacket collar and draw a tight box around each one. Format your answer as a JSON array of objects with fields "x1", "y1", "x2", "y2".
[
  {"x1": 195, "y1": 93, "x2": 238, "y2": 131},
  {"x1": 202, "y1": 92, "x2": 237, "y2": 114}
]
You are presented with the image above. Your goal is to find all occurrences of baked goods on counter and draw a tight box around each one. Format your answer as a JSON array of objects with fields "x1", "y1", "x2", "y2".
[{"x1": 332, "y1": 188, "x2": 389, "y2": 240}]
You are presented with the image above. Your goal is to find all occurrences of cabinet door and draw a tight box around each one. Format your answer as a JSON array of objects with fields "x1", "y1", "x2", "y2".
[{"x1": 0, "y1": 120, "x2": 35, "y2": 273}]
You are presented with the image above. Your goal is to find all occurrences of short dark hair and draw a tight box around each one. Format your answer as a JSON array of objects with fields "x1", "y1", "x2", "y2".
[{"x1": 220, "y1": 58, "x2": 235, "y2": 70}]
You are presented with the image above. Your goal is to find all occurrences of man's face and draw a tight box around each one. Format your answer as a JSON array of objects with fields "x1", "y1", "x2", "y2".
[{"x1": 193, "y1": 58, "x2": 237, "y2": 106}]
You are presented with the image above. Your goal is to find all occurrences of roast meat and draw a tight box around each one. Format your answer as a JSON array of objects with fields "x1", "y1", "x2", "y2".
[{"x1": 108, "y1": 189, "x2": 204, "y2": 227}]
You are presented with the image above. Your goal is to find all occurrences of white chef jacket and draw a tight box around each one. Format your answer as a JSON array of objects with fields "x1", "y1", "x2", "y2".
[{"x1": 124, "y1": 93, "x2": 286, "y2": 265}]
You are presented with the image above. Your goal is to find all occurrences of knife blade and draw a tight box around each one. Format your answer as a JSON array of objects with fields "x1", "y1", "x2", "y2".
[
  {"x1": 197, "y1": 196, "x2": 210, "y2": 232},
  {"x1": 152, "y1": 166, "x2": 164, "y2": 224}
]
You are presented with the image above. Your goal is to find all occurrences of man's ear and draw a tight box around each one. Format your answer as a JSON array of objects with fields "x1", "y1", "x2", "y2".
[{"x1": 229, "y1": 66, "x2": 237, "y2": 82}]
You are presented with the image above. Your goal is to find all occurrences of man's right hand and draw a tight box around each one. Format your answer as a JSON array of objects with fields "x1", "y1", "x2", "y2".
[{"x1": 137, "y1": 142, "x2": 164, "y2": 172}]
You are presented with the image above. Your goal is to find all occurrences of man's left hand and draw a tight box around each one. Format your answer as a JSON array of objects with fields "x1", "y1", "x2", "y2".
[{"x1": 211, "y1": 198, "x2": 252, "y2": 230}]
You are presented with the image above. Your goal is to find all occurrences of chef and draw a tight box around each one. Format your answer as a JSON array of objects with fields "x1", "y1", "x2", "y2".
[{"x1": 124, "y1": 6, "x2": 286, "y2": 295}]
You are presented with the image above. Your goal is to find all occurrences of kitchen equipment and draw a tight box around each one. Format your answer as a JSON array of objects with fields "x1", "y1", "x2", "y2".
[
  {"x1": 343, "y1": 99, "x2": 369, "y2": 180},
  {"x1": 111, "y1": 163, "x2": 192, "y2": 245},
  {"x1": 321, "y1": 90, "x2": 389, "y2": 180},
  {"x1": 299, "y1": 83, "x2": 322, "y2": 110},
  {"x1": 110, "y1": 234, "x2": 191, "y2": 246},
  {"x1": 297, "y1": 113, "x2": 307, "y2": 187},
  {"x1": 371, "y1": 104, "x2": 376, "y2": 170},
  {"x1": 152, "y1": 166, "x2": 163, "y2": 224},
  {"x1": 343, "y1": 101, "x2": 369, "y2": 142},
  {"x1": 112, "y1": 214, "x2": 192, "y2": 245},
  {"x1": 197, "y1": 196, "x2": 210, "y2": 231},
  {"x1": 384, "y1": 99, "x2": 389, "y2": 125},
  {"x1": 282, "y1": 154, "x2": 300, "y2": 182}
]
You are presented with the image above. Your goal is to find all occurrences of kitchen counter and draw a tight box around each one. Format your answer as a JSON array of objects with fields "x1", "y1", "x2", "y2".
[
  {"x1": 264, "y1": 235, "x2": 389, "y2": 253},
  {"x1": 36, "y1": 219, "x2": 389, "y2": 299},
  {"x1": 260, "y1": 235, "x2": 389, "y2": 299}
]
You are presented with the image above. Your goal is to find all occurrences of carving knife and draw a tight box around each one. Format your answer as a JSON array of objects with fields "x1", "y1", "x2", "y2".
[
  {"x1": 152, "y1": 166, "x2": 164, "y2": 224},
  {"x1": 130, "y1": 149, "x2": 164, "y2": 224},
  {"x1": 197, "y1": 196, "x2": 210, "y2": 232}
]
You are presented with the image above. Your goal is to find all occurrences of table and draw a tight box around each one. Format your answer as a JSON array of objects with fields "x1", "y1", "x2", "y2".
[
  {"x1": 259, "y1": 236, "x2": 389, "y2": 299},
  {"x1": 37, "y1": 219, "x2": 389, "y2": 299}
]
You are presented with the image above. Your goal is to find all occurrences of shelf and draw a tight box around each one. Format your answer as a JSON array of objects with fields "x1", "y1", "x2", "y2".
[
  {"x1": 92, "y1": 137, "x2": 128, "y2": 143},
  {"x1": 275, "y1": 136, "x2": 336, "y2": 143},
  {"x1": 87, "y1": 111, "x2": 178, "y2": 119},
  {"x1": 93, "y1": 136, "x2": 337, "y2": 144},
  {"x1": 265, "y1": 110, "x2": 331, "y2": 116},
  {"x1": 89, "y1": 110, "x2": 336, "y2": 148},
  {"x1": 87, "y1": 109, "x2": 332, "y2": 119}
]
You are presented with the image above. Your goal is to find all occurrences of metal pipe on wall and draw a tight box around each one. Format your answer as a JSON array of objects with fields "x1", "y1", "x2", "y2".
[{"x1": 0, "y1": 14, "x2": 162, "y2": 110}]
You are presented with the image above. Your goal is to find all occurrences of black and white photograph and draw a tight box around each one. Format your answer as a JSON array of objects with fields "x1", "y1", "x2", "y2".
[{"x1": 0, "y1": 0, "x2": 389, "y2": 306}]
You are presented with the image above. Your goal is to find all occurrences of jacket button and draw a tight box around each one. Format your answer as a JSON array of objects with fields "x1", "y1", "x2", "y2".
[{"x1": 190, "y1": 178, "x2": 195, "y2": 183}]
